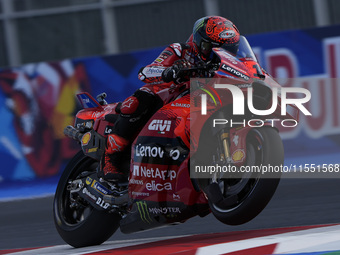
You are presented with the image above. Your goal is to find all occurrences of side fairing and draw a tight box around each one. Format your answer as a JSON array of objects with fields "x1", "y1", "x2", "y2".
[{"x1": 128, "y1": 96, "x2": 207, "y2": 203}]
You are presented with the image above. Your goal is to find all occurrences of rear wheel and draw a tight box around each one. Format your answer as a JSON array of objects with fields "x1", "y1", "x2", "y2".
[
  {"x1": 53, "y1": 151, "x2": 121, "y2": 248},
  {"x1": 204, "y1": 127, "x2": 283, "y2": 225}
]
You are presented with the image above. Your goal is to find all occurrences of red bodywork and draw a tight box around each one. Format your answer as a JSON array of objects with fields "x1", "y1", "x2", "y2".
[{"x1": 73, "y1": 46, "x2": 298, "y2": 221}]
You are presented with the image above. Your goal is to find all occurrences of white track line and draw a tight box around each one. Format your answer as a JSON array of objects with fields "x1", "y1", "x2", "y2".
[
  {"x1": 195, "y1": 224, "x2": 340, "y2": 255},
  {"x1": 5, "y1": 225, "x2": 340, "y2": 255},
  {"x1": 5, "y1": 235, "x2": 188, "y2": 255}
]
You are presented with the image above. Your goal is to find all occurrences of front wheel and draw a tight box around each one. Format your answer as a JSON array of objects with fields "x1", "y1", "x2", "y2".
[
  {"x1": 53, "y1": 151, "x2": 121, "y2": 248},
  {"x1": 207, "y1": 127, "x2": 284, "y2": 225}
]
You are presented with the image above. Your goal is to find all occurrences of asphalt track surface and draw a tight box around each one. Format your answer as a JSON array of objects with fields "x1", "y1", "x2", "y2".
[{"x1": 0, "y1": 178, "x2": 339, "y2": 250}]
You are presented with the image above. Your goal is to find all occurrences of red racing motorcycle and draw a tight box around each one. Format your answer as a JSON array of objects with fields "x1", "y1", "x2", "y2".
[{"x1": 53, "y1": 36, "x2": 298, "y2": 248}]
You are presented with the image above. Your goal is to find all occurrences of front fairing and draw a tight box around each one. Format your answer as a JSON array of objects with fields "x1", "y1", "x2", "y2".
[{"x1": 212, "y1": 36, "x2": 264, "y2": 82}]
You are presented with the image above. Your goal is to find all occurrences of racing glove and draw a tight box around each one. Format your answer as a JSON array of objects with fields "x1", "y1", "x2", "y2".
[{"x1": 162, "y1": 59, "x2": 193, "y2": 83}]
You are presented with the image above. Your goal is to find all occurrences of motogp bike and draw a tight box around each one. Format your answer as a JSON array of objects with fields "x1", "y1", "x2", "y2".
[{"x1": 53, "y1": 36, "x2": 298, "y2": 247}]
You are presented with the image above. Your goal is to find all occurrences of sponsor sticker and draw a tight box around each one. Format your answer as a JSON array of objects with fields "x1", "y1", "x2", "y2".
[
  {"x1": 136, "y1": 144, "x2": 165, "y2": 158},
  {"x1": 96, "y1": 197, "x2": 110, "y2": 209},
  {"x1": 149, "y1": 206, "x2": 181, "y2": 215},
  {"x1": 219, "y1": 30, "x2": 236, "y2": 39},
  {"x1": 132, "y1": 191, "x2": 150, "y2": 197},
  {"x1": 87, "y1": 147, "x2": 98, "y2": 153},
  {"x1": 171, "y1": 103, "x2": 190, "y2": 108},
  {"x1": 132, "y1": 165, "x2": 177, "y2": 181},
  {"x1": 136, "y1": 201, "x2": 153, "y2": 224},
  {"x1": 130, "y1": 179, "x2": 144, "y2": 185},
  {"x1": 233, "y1": 135, "x2": 239, "y2": 146},
  {"x1": 155, "y1": 50, "x2": 173, "y2": 63},
  {"x1": 104, "y1": 126, "x2": 114, "y2": 135},
  {"x1": 82, "y1": 187, "x2": 96, "y2": 201},
  {"x1": 135, "y1": 144, "x2": 180, "y2": 161},
  {"x1": 148, "y1": 119, "x2": 171, "y2": 134},
  {"x1": 146, "y1": 180, "x2": 172, "y2": 191},
  {"x1": 232, "y1": 149, "x2": 245, "y2": 163},
  {"x1": 81, "y1": 132, "x2": 91, "y2": 146},
  {"x1": 143, "y1": 66, "x2": 165, "y2": 77},
  {"x1": 91, "y1": 180, "x2": 110, "y2": 195},
  {"x1": 82, "y1": 98, "x2": 90, "y2": 104},
  {"x1": 86, "y1": 177, "x2": 93, "y2": 185},
  {"x1": 220, "y1": 64, "x2": 250, "y2": 81},
  {"x1": 173, "y1": 193, "x2": 181, "y2": 201}
]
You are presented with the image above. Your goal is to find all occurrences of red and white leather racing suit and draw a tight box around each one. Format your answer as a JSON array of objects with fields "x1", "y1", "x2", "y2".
[{"x1": 102, "y1": 40, "x2": 203, "y2": 180}]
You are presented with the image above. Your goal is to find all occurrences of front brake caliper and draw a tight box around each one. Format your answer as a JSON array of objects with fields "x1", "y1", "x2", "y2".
[{"x1": 67, "y1": 180, "x2": 83, "y2": 193}]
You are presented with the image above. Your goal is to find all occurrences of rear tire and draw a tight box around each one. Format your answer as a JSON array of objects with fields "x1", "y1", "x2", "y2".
[
  {"x1": 53, "y1": 151, "x2": 121, "y2": 248},
  {"x1": 208, "y1": 127, "x2": 283, "y2": 225}
]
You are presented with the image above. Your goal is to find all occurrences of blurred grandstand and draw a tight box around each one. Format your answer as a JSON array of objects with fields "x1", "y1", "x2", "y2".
[{"x1": 0, "y1": 0, "x2": 339, "y2": 67}]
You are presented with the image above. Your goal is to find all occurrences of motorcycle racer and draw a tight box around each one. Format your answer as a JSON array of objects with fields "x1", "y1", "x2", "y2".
[{"x1": 99, "y1": 16, "x2": 241, "y2": 182}]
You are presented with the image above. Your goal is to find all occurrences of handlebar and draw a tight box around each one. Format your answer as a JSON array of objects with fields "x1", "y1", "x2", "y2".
[{"x1": 175, "y1": 62, "x2": 218, "y2": 79}]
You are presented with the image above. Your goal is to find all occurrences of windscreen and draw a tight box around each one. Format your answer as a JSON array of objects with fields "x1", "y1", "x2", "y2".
[{"x1": 221, "y1": 35, "x2": 258, "y2": 62}]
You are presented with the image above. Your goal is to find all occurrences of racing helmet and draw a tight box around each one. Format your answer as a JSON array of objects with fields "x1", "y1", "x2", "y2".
[{"x1": 193, "y1": 16, "x2": 240, "y2": 61}]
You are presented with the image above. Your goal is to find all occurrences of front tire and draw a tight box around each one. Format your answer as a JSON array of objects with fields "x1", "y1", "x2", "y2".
[
  {"x1": 53, "y1": 151, "x2": 121, "y2": 248},
  {"x1": 208, "y1": 127, "x2": 283, "y2": 225}
]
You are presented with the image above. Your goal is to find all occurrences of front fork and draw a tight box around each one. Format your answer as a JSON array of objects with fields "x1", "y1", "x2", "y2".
[
  {"x1": 221, "y1": 131, "x2": 231, "y2": 160},
  {"x1": 212, "y1": 129, "x2": 231, "y2": 183}
]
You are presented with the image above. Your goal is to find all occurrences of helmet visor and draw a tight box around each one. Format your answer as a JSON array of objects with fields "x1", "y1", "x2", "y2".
[
  {"x1": 200, "y1": 40, "x2": 221, "y2": 60},
  {"x1": 200, "y1": 40, "x2": 213, "y2": 57}
]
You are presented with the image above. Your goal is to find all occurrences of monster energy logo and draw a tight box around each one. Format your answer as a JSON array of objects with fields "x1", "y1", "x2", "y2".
[
  {"x1": 193, "y1": 18, "x2": 205, "y2": 33},
  {"x1": 136, "y1": 201, "x2": 153, "y2": 224}
]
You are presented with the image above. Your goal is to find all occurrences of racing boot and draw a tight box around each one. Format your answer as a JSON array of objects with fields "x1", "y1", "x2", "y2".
[{"x1": 98, "y1": 134, "x2": 130, "y2": 182}]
